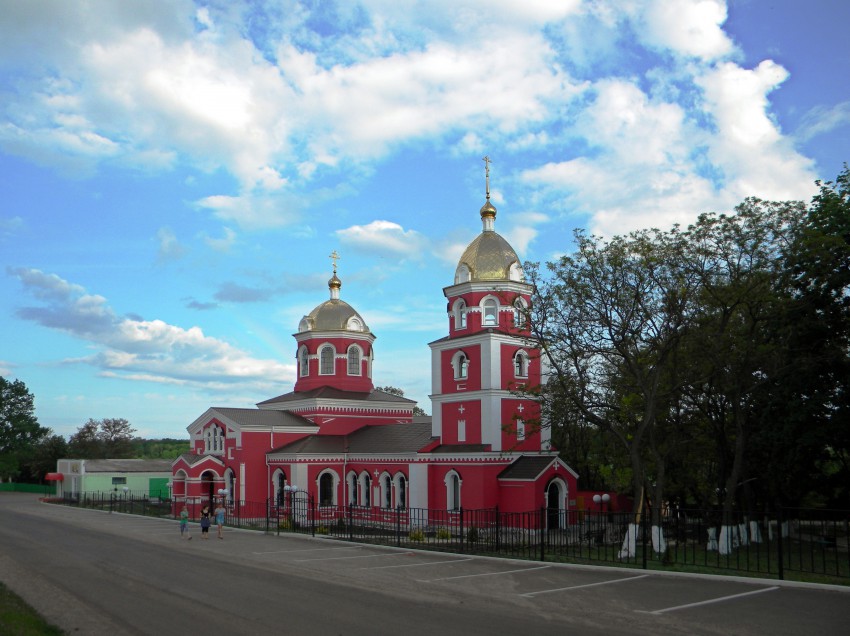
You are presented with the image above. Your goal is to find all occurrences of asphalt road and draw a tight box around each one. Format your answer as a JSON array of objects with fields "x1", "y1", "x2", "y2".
[{"x1": 2, "y1": 493, "x2": 848, "y2": 635}]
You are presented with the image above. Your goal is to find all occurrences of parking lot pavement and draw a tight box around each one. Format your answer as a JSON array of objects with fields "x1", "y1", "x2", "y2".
[{"x1": 4, "y1": 496, "x2": 849, "y2": 636}]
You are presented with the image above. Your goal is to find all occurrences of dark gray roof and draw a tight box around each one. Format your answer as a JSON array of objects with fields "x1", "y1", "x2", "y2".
[
  {"x1": 428, "y1": 444, "x2": 491, "y2": 453},
  {"x1": 269, "y1": 421, "x2": 435, "y2": 455},
  {"x1": 258, "y1": 387, "x2": 415, "y2": 407},
  {"x1": 209, "y1": 407, "x2": 316, "y2": 428},
  {"x1": 75, "y1": 459, "x2": 173, "y2": 472},
  {"x1": 498, "y1": 455, "x2": 556, "y2": 480}
]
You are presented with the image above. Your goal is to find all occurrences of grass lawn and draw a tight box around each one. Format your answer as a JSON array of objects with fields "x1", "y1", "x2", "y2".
[{"x1": 0, "y1": 582, "x2": 63, "y2": 636}]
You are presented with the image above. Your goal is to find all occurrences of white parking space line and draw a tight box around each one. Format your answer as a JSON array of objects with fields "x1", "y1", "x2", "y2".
[
  {"x1": 521, "y1": 574, "x2": 650, "y2": 597},
  {"x1": 252, "y1": 546, "x2": 362, "y2": 555},
  {"x1": 417, "y1": 565, "x2": 550, "y2": 582},
  {"x1": 361, "y1": 557, "x2": 475, "y2": 570},
  {"x1": 295, "y1": 552, "x2": 414, "y2": 562},
  {"x1": 638, "y1": 586, "x2": 780, "y2": 615}
]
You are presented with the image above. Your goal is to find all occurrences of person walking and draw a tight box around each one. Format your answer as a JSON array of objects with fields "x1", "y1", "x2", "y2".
[
  {"x1": 214, "y1": 502, "x2": 226, "y2": 539},
  {"x1": 200, "y1": 505, "x2": 212, "y2": 539},
  {"x1": 179, "y1": 504, "x2": 192, "y2": 540}
]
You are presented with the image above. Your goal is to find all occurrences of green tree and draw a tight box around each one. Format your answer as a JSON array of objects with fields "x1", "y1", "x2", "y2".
[
  {"x1": 0, "y1": 377, "x2": 49, "y2": 480},
  {"x1": 376, "y1": 386, "x2": 428, "y2": 417},
  {"x1": 68, "y1": 418, "x2": 137, "y2": 459},
  {"x1": 26, "y1": 433, "x2": 69, "y2": 481},
  {"x1": 528, "y1": 227, "x2": 699, "y2": 527}
]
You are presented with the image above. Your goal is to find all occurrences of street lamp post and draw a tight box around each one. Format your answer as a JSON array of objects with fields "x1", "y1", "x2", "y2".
[{"x1": 592, "y1": 493, "x2": 611, "y2": 544}]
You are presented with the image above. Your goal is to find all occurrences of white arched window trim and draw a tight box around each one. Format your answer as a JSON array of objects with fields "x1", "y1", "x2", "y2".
[
  {"x1": 347, "y1": 344, "x2": 362, "y2": 376},
  {"x1": 319, "y1": 344, "x2": 336, "y2": 375},
  {"x1": 514, "y1": 349, "x2": 529, "y2": 378},
  {"x1": 451, "y1": 350, "x2": 469, "y2": 380},
  {"x1": 346, "y1": 471, "x2": 357, "y2": 506},
  {"x1": 316, "y1": 469, "x2": 339, "y2": 507},
  {"x1": 298, "y1": 346, "x2": 309, "y2": 377},
  {"x1": 480, "y1": 296, "x2": 499, "y2": 327},
  {"x1": 379, "y1": 472, "x2": 392, "y2": 509},
  {"x1": 358, "y1": 471, "x2": 372, "y2": 507},
  {"x1": 445, "y1": 470, "x2": 462, "y2": 511},
  {"x1": 452, "y1": 298, "x2": 467, "y2": 330},
  {"x1": 393, "y1": 472, "x2": 407, "y2": 509}
]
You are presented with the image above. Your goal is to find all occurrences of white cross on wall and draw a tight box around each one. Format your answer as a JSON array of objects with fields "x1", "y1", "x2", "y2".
[
  {"x1": 517, "y1": 404, "x2": 524, "y2": 412},
  {"x1": 458, "y1": 404, "x2": 465, "y2": 414}
]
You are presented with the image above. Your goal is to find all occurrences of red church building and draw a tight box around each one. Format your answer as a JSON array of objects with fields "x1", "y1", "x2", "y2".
[{"x1": 172, "y1": 165, "x2": 578, "y2": 526}]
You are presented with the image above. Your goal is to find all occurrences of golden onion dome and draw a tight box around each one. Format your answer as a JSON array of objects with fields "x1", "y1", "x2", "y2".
[
  {"x1": 300, "y1": 298, "x2": 369, "y2": 333},
  {"x1": 298, "y1": 261, "x2": 370, "y2": 333},
  {"x1": 455, "y1": 230, "x2": 523, "y2": 283}
]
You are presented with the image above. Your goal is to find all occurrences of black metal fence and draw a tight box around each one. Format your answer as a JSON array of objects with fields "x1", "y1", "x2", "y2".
[{"x1": 48, "y1": 492, "x2": 849, "y2": 583}]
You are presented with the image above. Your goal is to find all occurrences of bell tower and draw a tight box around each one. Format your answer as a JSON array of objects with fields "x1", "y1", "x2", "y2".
[{"x1": 428, "y1": 158, "x2": 547, "y2": 452}]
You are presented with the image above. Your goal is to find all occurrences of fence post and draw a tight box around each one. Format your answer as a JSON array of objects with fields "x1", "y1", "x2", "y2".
[
  {"x1": 348, "y1": 503, "x2": 353, "y2": 541},
  {"x1": 459, "y1": 507, "x2": 465, "y2": 553},
  {"x1": 540, "y1": 507, "x2": 546, "y2": 562},
  {"x1": 641, "y1": 509, "x2": 648, "y2": 570},
  {"x1": 396, "y1": 505, "x2": 401, "y2": 548},
  {"x1": 496, "y1": 504, "x2": 501, "y2": 553},
  {"x1": 777, "y1": 506, "x2": 785, "y2": 581}
]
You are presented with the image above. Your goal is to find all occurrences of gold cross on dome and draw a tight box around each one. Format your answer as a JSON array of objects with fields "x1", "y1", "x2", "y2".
[
  {"x1": 482, "y1": 156, "x2": 492, "y2": 199},
  {"x1": 329, "y1": 250, "x2": 340, "y2": 274}
]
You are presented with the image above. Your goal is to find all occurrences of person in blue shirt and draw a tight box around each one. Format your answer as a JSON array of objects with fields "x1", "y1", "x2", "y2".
[{"x1": 214, "y1": 503, "x2": 226, "y2": 540}]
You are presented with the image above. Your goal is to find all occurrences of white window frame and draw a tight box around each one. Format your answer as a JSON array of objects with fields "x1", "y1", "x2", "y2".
[
  {"x1": 319, "y1": 344, "x2": 335, "y2": 375},
  {"x1": 451, "y1": 351, "x2": 469, "y2": 380},
  {"x1": 393, "y1": 473, "x2": 407, "y2": 509},
  {"x1": 317, "y1": 470, "x2": 338, "y2": 507},
  {"x1": 298, "y1": 346, "x2": 309, "y2": 377},
  {"x1": 445, "y1": 470, "x2": 462, "y2": 511},
  {"x1": 458, "y1": 419, "x2": 466, "y2": 442},
  {"x1": 347, "y1": 344, "x2": 362, "y2": 376},
  {"x1": 453, "y1": 298, "x2": 467, "y2": 330},
  {"x1": 482, "y1": 297, "x2": 498, "y2": 326},
  {"x1": 514, "y1": 349, "x2": 529, "y2": 378},
  {"x1": 517, "y1": 418, "x2": 526, "y2": 440}
]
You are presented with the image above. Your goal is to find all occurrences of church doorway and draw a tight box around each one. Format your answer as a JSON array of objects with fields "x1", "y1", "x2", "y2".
[{"x1": 546, "y1": 479, "x2": 566, "y2": 530}]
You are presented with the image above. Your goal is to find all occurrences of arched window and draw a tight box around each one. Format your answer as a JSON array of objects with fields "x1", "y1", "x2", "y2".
[
  {"x1": 298, "y1": 347, "x2": 309, "y2": 377},
  {"x1": 347, "y1": 345, "x2": 361, "y2": 376},
  {"x1": 225, "y1": 469, "x2": 235, "y2": 505},
  {"x1": 483, "y1": 298, "x2": 498, "y2": 326},
  {"x1": 320, "y1": 345, "x2": 335, "y2": 375},
  {"x1": 452, "y1": 351, "x2": 469, "y2": 380},
  {"x1": 394, "y1": 474, "x2": 407, "y2": 509},
  {"x1": 274, "y1": 470, "x2": 287, "y2": 506},
  {"x1": 347, "y1": 472, "x2": 357, "y2": 506},
  {"x1": 381, "y1": 473, "x2": 392, "y2": 509},
  {"x1": 347, "y1": 317, "x2": 363, "y2": 331},
  {"x1": 455, "y1": 263, "x2": 470, "y2": 284},
  {"x1": 445, "y1": 470, "x2": 461, "y2": 511},
  {"x1": 359, "y1": 472, "x2": 371, "y2": 507},
  {"x1": 513, "y1": 298, "x2": 527, "y2": 329},
  {"x1": 514, "y1": 350, "x2": 528, "y2": 378},
  {"x1": 453, "y1": 299, "x2": 467, "y2": 330},
  {"x1": 319, "y1": 472, "x2": 335, "y2": 507}
]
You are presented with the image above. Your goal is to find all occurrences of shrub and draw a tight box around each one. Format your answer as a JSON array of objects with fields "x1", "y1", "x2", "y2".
[
  {"x1": 467, "y1": 526, "x2": 479, "y2": 543},
  {"x1": 409, "y1": 529, "x2": 425, "y2": 542},
  {"x1": 435, "y1": 527, "x2": 451, "y2": 541}
]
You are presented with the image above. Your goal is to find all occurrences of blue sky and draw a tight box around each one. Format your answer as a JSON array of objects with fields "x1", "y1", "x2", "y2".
[{"x1": 1, "y1": 0, "x2": 848, "y2": 439}]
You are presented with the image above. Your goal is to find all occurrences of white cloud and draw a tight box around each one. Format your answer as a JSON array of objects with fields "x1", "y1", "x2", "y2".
[
  {"x1": 697, "y1": 60, "x2": 817, "y2": 202},
  {"x1": 156, "y1": 226, "x2": 187, "y2": 263},
  {"x1": 8, "y1": 267, "x2": 293, "y2": 390},
  {"x1": 637, "y1": 0, "x2": 736, "y2": 61},
  {"x1": 202, "y1": 227, "x2": 237, "y2": 253},
  {"x1": 336, "y1": 220, "x2": 428, "y2": 256},
  {"x1": 796, "y1": 101, "x2": 850, "y2": 143}
]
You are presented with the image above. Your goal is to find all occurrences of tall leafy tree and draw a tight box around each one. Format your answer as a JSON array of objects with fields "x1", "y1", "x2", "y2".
[
  {"x1": 68, "y1": 418, "x2": 137, "y2": 459},
  {"x1": 528, "y1": 227, "x2": 700, "y2": 527},
  {"x1": 0, "y1": 377, "x2": 49, "y2": 480}
]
